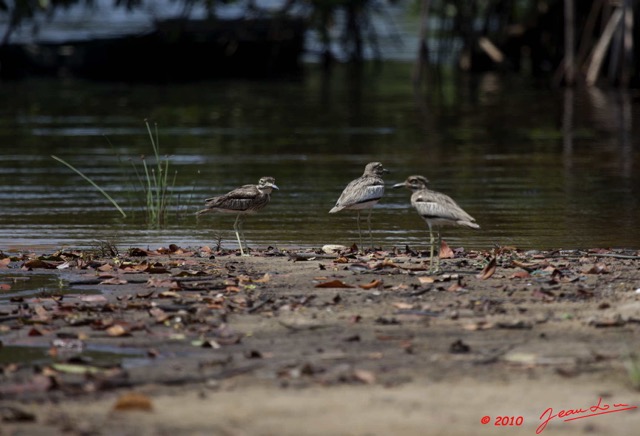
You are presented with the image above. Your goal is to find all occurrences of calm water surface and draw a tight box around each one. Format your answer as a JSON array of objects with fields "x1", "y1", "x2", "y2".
[{"x1": 0, "y1": 64, "x2": 639, "y2": 252}]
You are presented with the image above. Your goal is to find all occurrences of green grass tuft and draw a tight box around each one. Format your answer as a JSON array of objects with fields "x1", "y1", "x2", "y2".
[
  {"x1": 54, "y1": 120, "x2": 178, "y2": 228},
  {"x1": 51, "y1": 155, "x2": 127, "y2": 218}
]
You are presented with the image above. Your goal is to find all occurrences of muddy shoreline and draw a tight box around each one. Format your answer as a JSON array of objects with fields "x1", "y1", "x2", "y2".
[{"x1": 1, "y1": 245, "x2": 639, "y2": 435}]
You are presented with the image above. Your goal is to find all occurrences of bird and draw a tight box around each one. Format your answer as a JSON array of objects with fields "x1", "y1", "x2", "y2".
[
  {"x1": 196, "y1": 177, "x2": 279, "y2": 256},
  {"x1": 393, "y1": 175, "x2": 479, "y2": 272},
  {"x1": 329, "y1": 162, "x2": 389, "y2": 247}
]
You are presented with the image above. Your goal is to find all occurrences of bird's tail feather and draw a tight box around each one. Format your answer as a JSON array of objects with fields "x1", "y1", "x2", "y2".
[{"x1": 458, "y1": 220, "x2": 480, "y2": 229}]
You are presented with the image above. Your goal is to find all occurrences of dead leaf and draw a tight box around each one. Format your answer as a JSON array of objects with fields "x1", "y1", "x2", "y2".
[
  {"x1": 0, "y1": 283, "x2": 11, "y2": 291},
  {"x1": 417, "y1": 276, "x2": 435, "y2": 284},
  {"x1": 359, "y1": 279, "x2": 382, "y2": 290},
  {"x1": 392, "y1": 302, "x2": 414, "y2": 310},
  {"x1": 463, "y1": 321, "x2": 495, "y2": 331},
  {"x1": 149, "y1": 307, "x2": 169, "y2": 323},
  {"x1": 23, "y1": 259, "x2": 57, "y2": 269},
  {"x1": 136, "y1": 290, "x2": 155, "y2": 299},
  {"x1": 173, "y1": 270, "x2": 207, "y2": 277},
  {"x1": 439, "y1": 240, "x2": 454, "y2": 259},
  {"x1": 146, "y1": 262, "x2": 169, "y2": 274},
  {"x1": 51, "y1": 363, "x2": 105, "y2": 375},
  {"x1": 476, "y1": 257, "x2": 497, "y2": 280},
  {"x1": 28, "y1": 327, "x2": 51, "y2": 336},
  {"x1": 0, "y1": 258, "x2": 10, "y2": 269},
  {"x1": 106, "y1": 324, "x2": 130, "y2": 337},
  {"x1": 583, "y1": 263, "x2": 610, "y2": 274},
  {"x1": 128, "y1": 248, "x2": 150, "y2": 257},
  {"x1": 79, "y1": 295, "x2": 108, "y2": 303},
  {"x1": 113, "y1": 392, "x2": 153, "y2": 412},
  {"x1": 253, "y1": 273, "x2": 271, "y2": 283},
  {"x1": 315, "y1": 279, "x2": 354, "y2": 288},
  {"x1": 510, "y1": 271, "x2": 531, "y2": 279},
  {"x1": 447, "y1": 280, "x2": 464, "y2": 292},
  {"x1": 146, "y1": 278, "x2": 180, "y2": 289},
  {"x1": 353, "y1": 369, "x2": 376, "y2": 384}
]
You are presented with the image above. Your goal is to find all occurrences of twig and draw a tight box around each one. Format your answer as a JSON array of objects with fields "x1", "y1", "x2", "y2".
[{"x1": 588, "y1": 253, "x2": 640, "y2": 260}]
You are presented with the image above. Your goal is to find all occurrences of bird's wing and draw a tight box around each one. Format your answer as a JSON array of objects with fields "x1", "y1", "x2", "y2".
[
  {"x1": 412, "y1": 190, "x2": 476, "y2": 223},
  {"x1": 333, "y1": 177, "x2": 384, "y2": 209},
  {"x1": 203, "y1": 185, "x2": 261, "y2": 212}
]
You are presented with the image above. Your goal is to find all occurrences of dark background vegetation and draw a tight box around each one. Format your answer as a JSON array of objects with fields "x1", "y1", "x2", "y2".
[{"x1": 0, "y1": 0, "x2": 638, "y2": 86}]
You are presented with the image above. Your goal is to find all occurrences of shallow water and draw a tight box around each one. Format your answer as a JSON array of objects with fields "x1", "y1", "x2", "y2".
[{"x1": 0, "y1": 64, "x2": 639, "y2": 252}]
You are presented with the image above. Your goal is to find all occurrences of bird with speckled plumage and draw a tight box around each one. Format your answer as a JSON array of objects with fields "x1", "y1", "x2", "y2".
[
  {"x1": 393, "y1": 175, "x2": 479, "y2": 272},
  {"x1": 329, "y1": 162, "x2": 389, "y2": 247},
  {"x1": 197, "y1": 177, "x2": 279, "y2": 256}
]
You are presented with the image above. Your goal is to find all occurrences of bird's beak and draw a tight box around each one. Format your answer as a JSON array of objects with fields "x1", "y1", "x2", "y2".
[
  {"x1": 392, "y1": 182, "x2": 405, "y2": 189},
  {"x1": 383, "y1": 168, "x2": 390, "y2": 174},
  {"x1": 270, "y1": 183, "x2": 280, "y2": 190}
]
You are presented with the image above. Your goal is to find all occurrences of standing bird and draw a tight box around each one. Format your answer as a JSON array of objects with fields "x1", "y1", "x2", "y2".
[
  {"x1": 196, "y1": 177, "x2": 279, "y2": 256},
  {"x1": 393, "y1": 175, "x2": 479, "y2": 272},
  {"x1": 329, "y1": 162, "x2": 389, "y2": 247}
]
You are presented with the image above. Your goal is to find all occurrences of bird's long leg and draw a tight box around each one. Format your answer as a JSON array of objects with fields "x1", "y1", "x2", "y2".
[
  {"x1": 356, "y1": 211, "x2": 363, "y2": 248},
  {"x1": 239, "y1": 216, "x2": 250, "y2": 256},
  {"x1": 427, "y1": 221, "x2": 435, "y2": 273},
  {"x1": 233, "y1": 214, "x2": 245, "y2": 256},
  {"x1": 435, "y1": 229, "x2": 442, "y2": 273},
  {"x1": 366, "y1": 208, "x2": 373, "y2": 248}
]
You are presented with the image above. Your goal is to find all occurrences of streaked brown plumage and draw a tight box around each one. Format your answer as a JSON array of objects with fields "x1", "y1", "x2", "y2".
[
  {"x1": 196, "y1": 177, "x2": 279, "y2": 255},
  {"x1": 329, "y1": 162, "x2": 389, "y2": 246},
  {"x1": 393, "y1": 175, "x2": 479, "y2": 272}
]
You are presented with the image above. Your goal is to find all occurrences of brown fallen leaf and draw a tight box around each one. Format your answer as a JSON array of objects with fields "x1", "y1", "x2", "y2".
[
  {"x1": 97, "y1": 264, "x2": 114, "y2": 272},
  {"x1": 359, "y1": 279, "x2": 382, "y2": 290},
  {"x1": 128, "y1": 248, "x2": 151, "y2": 257},
  {"x1": 439, "y1": 240, "x2": 454, "y2": 259},
  {"x1": 106, "y1": 324, "x2": 130, "y2": 337},
  {"x1": 113, "y1": 392, "x2": 153, "y2": 412},
  {"x1": 145, "y1": 262, "x2": 170, "y2": 274},
  {"x1": 23, "y1": 259, "x2": 57, "y2": 269},
  {"x1": 253, "y1": 273, "x2": 271, "y2": 283},
  {"x1": 476, "y1": 257, "x2": 497, "y2": 280},
  {"x1": 418, "y1": 276, "x2": 435, "y2": 284},
  {"x1": 28, "y1": 326, "x2": 51, "y2": 336},
  {"x1": 173, "y1": 270, "x2": 207, "y2": 277},
  {"x1": 0, "y1": 283, "x2": 11, "y2": 291},
  {"x1": 315, "y1": 279, "x2": 354, "y2": 288},
  {"x1": 353, "y1": 369, "x2": 376, "y2": 384},
  {"x1": 463, "y1": 321, "x2": 495, "y2": 331},
  {"x1": 447, "y1": 280, "x2": 464, "y2": 292},
  {"x1": 510, "y1": 271, "x2": 531, "y2": 279},
  {"x1": 582, "y1": 263, "x2": 610, "y2": 274},
  {"x1": 392, "y1": 302, "x2": 414, "y2": 310},
  {"x1": 149, "y1": 307, "x2": 169, "y2": 323}
]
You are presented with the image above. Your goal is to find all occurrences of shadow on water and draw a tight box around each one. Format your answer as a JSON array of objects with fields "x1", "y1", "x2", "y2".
[{"x1": 0, "y1": 63, "x2": 638, "y2": 251}]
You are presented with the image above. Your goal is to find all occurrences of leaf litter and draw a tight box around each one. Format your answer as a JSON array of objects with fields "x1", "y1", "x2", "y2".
[{"x1": 0, "y1": 244, "x2": 639, "y2": 418}]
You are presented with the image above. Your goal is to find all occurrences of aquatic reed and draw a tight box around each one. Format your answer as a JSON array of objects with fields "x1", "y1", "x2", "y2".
[{"x1": 53, "y1": 120, "x2": 177, "y2": 228}]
